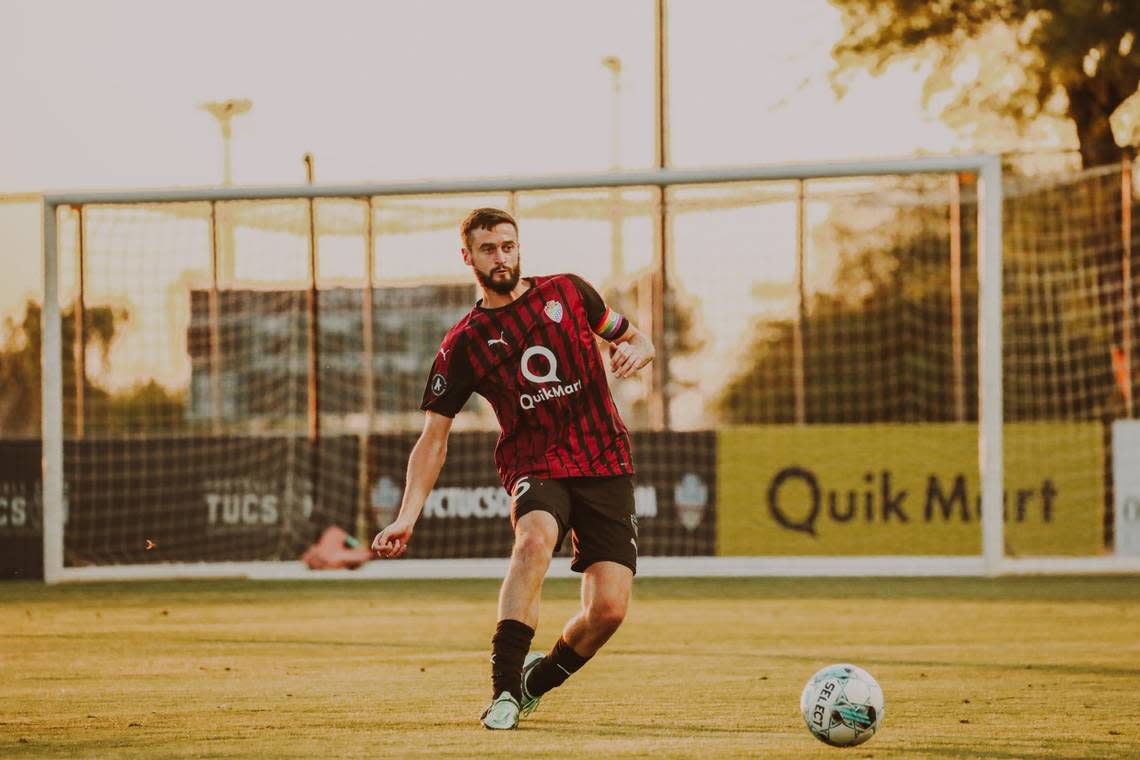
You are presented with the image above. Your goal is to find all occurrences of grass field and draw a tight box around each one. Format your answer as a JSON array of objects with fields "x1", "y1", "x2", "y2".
[{"x1": 3, "y1": 576, "x2": 1139, "y2": 759}]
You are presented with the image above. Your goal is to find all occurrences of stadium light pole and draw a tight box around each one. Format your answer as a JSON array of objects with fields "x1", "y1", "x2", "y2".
[
  {"x1": 1122, "y1": 157, "x2": 1134, "y2": 418},
  {"x1": 651, "y1": 0, "x2": 671, "y2": 430},
  {"x1": 602, "y1": 55, "x2": 625, "y2": 281},
  {"x1": 303, "y1": 152, "x2": 320, "y2": 445},
  {"x1": 201, "y1": 99, "x2": 251, "y2": 284},
  {"x1": 602, "y1": 56, "x2": 622, "y2": 172},
  {"x1": 303, "y1": 152, "x2": 322, "y2": 546},
  {"x1": 200, "y1": 99, "x2": 252, "y2": 186}
]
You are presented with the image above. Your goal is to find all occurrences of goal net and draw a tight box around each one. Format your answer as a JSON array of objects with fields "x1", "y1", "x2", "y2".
[{"x1": 35, "y1": 157, "x2": 1140, "y2": 582}]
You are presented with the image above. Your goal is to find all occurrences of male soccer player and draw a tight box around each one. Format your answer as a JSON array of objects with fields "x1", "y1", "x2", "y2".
[{"x1": 372, "y1": 207, "x2": 655, "y2": 730}]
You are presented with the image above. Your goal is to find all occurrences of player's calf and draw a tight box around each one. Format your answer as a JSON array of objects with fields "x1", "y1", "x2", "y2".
[{"x1": 521, "y1": 636, "x2": 591, "y2": 701}]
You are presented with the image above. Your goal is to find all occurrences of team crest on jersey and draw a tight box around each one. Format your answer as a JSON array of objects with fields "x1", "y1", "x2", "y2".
[{"x1": 544, "y1": 300, "x2": 564, "y2": 323}]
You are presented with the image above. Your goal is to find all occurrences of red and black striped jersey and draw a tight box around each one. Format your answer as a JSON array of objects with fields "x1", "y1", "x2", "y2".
[{"x1": 421, "y1": 273, "x2": 634, "y2": 492}]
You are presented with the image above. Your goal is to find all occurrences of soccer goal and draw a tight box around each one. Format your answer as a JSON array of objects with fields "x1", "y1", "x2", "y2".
[{"x1": 38, "y1": 156, "x2": 1140, "y2": 582}]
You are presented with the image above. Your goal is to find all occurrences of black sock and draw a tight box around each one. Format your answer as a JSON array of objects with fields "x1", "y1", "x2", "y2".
[
  {"x1": 491, "y1": 619, "x2": 535, "y2": 702},
  {"x1": 525, "y1": 636, "x2": 591, "y2": 698}
]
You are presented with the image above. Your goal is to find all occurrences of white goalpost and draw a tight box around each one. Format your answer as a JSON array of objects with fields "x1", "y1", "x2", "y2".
[{"x1": 39, "y1": 155, "x2": 1140, "y2": 582}]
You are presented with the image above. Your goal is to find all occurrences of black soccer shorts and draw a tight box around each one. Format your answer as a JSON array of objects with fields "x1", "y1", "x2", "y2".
[{"x1": 510, "y1": 474, "x2": 638, "y2": 575}]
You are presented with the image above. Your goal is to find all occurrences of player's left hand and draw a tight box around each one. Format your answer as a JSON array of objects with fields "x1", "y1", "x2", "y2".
[{"x1": 609, "y1": 339, "x2": 653, "y2": 379}]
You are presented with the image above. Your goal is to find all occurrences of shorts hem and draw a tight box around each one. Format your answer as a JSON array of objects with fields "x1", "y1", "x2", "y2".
[{"x1": 570, "y1": 557, "x2": 637, "y2": 576}]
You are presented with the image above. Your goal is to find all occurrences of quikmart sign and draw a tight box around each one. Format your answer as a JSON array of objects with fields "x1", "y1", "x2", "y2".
[{"x1": 718, "y1": 423, "x2": 1104, "y2": 556}]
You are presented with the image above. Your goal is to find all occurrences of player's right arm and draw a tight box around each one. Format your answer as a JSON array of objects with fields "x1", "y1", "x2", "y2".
[
  {"x1": 375, "y1": 327, "x2": 473, "y2": 558},
  {"x1": 371, "y1": 410, "x2": 454, "y2": 558}
]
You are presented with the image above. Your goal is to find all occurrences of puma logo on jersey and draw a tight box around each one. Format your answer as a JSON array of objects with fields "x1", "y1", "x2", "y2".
[
  {"x1": 487, "y1": 331, "x2": 508, "y2": 348},
  {"x1": 438, "y1": 347, "x2": 449, "y2": 360}
]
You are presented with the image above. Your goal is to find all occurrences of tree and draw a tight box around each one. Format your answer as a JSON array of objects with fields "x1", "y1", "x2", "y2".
[
  {"x1": 0, "y1": 302, "x2": 44, "y2": 436},
  {"x1": 0, "y1": 301, "x2": 120, "y2": 437},
  {"x1": 603, "y1": 274, "x2": 706, "y2": 428},
  {"x1": 716, "y1": 200, "x2": 981, "y2": 424},
  {"x1": 829, "y1": 0, "x2": 1140, "y2": 167},
  {"x1": 716, "y1": 174, "x2": 1127, "y2": 425},
  {"x1": 0, "y1": 300, "x2": 184, "y2": 436}
]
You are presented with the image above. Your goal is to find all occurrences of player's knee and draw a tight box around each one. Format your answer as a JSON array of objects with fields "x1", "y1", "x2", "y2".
[
  {"x1": 588, "y1": 596, "x2": 627, "y2": 633},
  {"x1": 512, "y1": 529, "x2": 554, "y2": 559}
]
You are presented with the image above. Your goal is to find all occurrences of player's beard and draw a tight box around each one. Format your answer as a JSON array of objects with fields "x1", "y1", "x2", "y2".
[{"x1": 476, "y1": 259, "x2": 521, "y2": 295}]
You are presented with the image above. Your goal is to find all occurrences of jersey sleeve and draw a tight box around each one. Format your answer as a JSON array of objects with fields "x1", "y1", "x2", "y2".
[
  {"x1": 566, "y1": 273, "x2": 629, "y2": 342},
  {"x1": 420, "y1": 334, "x2": 476, "y2": 417}
]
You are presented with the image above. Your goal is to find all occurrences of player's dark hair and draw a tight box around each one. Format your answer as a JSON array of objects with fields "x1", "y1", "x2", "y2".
[{"x1": 461, "y1": 207, "x2": 518, "y2": 248}]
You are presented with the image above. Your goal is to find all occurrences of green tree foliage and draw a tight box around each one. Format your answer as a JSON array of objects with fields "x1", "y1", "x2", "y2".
[
  {"x1": 604, "y1": 276, "x2": 706, "y2": 427},
  {"x1": 829, "y1": 0, "x2": 1140, "y2": 167},
  {"x1": 0, "y1": 301, "x2": 117, "y2": 436},
  {"x1": 0, "y1": 301, "x2": 185, "y2": 436},
  {"x1": 89, "y1": 379, "x2": 187, "y2": 432},
  {"x1": 0, "y1": 302, "x2": 44, "y2": 436},
  {"x1": 716, "y1": 173, "x2": 1130, "y2": 425},
  {"x1": 717, "y1": 199, "x2": 980, "y2": 424}
]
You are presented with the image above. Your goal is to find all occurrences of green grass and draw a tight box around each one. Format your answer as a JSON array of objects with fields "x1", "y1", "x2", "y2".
[{"x1": 3, "y1": 576, "x2": 1139, "y2": 759}]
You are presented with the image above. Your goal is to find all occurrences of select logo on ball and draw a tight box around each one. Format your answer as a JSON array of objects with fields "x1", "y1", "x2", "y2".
[{"x1": 800, "y1": 663, "x2": 884, "y2": 747}]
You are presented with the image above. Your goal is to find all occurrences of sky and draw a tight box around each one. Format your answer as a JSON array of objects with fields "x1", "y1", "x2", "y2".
[
  {"x1": 0, "y1": 0, "x2": 966, "y2": 424},
  {"x1": 1, "y1": 0, "x2": 957, "y2": 192},
  {"x1": 0, "y1": 0, "x2": 961, "y2": 305}
]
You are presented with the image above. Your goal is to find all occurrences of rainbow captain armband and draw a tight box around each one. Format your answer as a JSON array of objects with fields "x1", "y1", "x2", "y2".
[{"x1": 592, "y1": 306, "x2": 628, "y2": 341}]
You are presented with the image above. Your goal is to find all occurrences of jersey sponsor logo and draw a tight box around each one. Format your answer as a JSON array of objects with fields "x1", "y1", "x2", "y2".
[
  {"x1": 487, "y1": 331, "x2": 509, "y2": 348},
  {"x1": 438, "y1": 347, "x2": 449, "y2": 360},
  {"x1": 430, "y1": 373, "x2": 448, "y2": 396},
  {"x1": 544, "y1": 300, "x2": 564, "y2": 323},
  {"x1": 519, "y1": 381, "x2": 583, "y2": 410},
  {"x1": 521, "y1": 346, "x2": 561, "y2": 383},
  {"x1": 518, "y1": 345, "x2": 583, "y2": 410}
]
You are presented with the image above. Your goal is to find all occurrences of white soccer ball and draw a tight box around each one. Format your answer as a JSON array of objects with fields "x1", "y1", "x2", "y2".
[{"x1": 800, "y1": 663, "x2": 885, "y2": 747}]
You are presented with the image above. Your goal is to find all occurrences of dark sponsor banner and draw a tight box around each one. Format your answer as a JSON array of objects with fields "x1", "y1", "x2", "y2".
[
  {"x1": 365, "y1": 431, "x2": 716, "y2": 560},
  {"x1": 5, "y1": 430, "x2": 717, "y2": 576},
  {"x1": 366, "y1": 431, "x2": 509, "y2": 559},
  {"x1": 0, "y1": 436, "x2": 359, "y2": 568},
  {"x1": 60, "y1": 436, "x2": 359, "y2": 566},
  {"x1": 631, "y1": 431, "x2": 717, "y2": 557},
  {"x1": 0, "y1": 440, "x2": 43, "y2": 579}
]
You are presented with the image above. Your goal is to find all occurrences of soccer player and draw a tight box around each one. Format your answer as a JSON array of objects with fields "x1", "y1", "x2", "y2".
[{"x1": 371, "y1": 207, "x2": 655, "y2": 730}]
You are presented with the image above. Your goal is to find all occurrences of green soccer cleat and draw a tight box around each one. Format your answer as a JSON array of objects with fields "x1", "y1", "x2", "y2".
[
  {"x1": 519, "y1": 652, "x2": 545, "y2": 718},
  {"x1": 480, "y1": 690, "x2": 520, "y2": 730}
]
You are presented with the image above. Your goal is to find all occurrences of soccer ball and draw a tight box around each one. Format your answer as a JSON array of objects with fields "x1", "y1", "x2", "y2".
[{"x1": 800, "y1": 663, "x2": 884, "y2": 747}]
